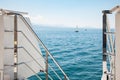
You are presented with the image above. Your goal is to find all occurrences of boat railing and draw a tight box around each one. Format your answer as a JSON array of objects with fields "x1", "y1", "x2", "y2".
[
  {"x1": 6, "y1": 12, "x2": 69, "y2": 80},
  {"x1": 19, "y1": 13, "x2": 69, "y2": 80},
  {"x1": 101, "y1": 5, "x2": 120, "y2": 80}
]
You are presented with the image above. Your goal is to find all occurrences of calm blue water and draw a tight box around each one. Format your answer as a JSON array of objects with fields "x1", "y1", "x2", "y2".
[{"x1": 30, "y1": 27, "x2": 102, "y2": 80}]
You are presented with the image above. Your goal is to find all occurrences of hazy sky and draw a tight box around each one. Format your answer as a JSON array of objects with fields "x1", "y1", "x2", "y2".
[{"x1": 0, "y1": 0, "x2": 120, "y2": 28}]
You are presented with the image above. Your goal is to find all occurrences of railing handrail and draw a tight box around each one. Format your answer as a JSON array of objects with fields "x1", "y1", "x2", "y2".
[
  {"x1": 6, "y1": 12, "x2": 69, "y2": 80},
  {"x1": 18, "y1": 14, "x2": 70, "y2": 80}
]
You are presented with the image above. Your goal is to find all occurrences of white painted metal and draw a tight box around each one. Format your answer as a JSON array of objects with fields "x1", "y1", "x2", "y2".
[
  {"x1": 4, "y1": 14, "x2": 14, "y2": 80},
  {"x1": 101, "y1": 61, "x2": 108, "y2": 80},
  {"x1": 0, "y1": 8, "x2": 28, "y2": 15},
  {"x1": 0, "y1": 9, "x2": 45, "y2": 80},
  {"x1": 106, "y1": 18, "x2": 115, "y2": 80},
  {"x1": 115, "y1": 10, "x2": 120, "y2": 80},
  {"x1": 110, "y1": 5, "x2": 120, "y2": 13},
  {"x1": 17, "y1": 16, "x2": 45, "y2": 78},
  {"x1": 0, "y1": 12, "x2": 4, "y2": 80}
]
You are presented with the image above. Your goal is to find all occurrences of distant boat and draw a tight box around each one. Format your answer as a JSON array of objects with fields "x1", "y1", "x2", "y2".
[
  {"x1": 75, "y1": 30, "x2": 79, "y2": 32},
  {"x1": 75, "y1": 25, "x2": 79, "y2": 32}
]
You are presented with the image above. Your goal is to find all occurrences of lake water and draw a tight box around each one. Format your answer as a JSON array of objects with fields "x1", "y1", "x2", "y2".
[{"x1": 29, "y1": 27, "x2": 102, "y2": 80}]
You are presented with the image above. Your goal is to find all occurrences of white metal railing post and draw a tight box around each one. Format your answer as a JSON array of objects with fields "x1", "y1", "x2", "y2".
[
  {"x1": 0, "y1": 10, "x2": 4, "y2": 80},
  {"x1": 45, "y1": 51, "x2": 48, "y2": 80}
]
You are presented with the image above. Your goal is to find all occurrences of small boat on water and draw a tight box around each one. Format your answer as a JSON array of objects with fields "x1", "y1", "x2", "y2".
[
  {"x1": 75, "y1": 30, "x2": 79, "y2": 32},
  {"x1": 75, "y1": 25, "x2": 79, "y2": 32}
]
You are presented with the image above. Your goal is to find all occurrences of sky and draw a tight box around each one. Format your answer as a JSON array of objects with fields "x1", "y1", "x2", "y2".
[{"x1": 0, "y1": 0, "x2": 120, "y2": 28}]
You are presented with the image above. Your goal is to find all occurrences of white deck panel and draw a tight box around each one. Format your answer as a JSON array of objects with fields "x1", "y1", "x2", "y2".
[
  {"x1": 115, "y1": 11, "x2": 120, "y2": 80},
  {"x1": 0, "y1": 14, "x2": 4, "y2": 80}
]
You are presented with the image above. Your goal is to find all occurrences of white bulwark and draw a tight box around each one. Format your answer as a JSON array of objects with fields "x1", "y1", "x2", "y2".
[
  {"x1": 115, "y1": 10, "x2": 120, "y2": 80},
  {"x1": 0, "y1": 9, "x2": 45, "y2": 80}
]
